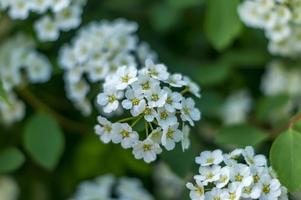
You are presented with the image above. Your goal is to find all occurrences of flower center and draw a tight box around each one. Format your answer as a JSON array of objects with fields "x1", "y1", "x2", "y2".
[
  {"x1": 149, "y1": 68, "x2": 158, "y2": 77},
  {"x1": 108, "y1": 95, "x2": 116, "y2": 103},
  {"x1": 206, "y1": 157, "x2": 214, "y2": 164},
  {"x1": 166, "y1": 97, "x2": 173, "y2": 104},
  {"x1": 151, "y1": 94, "x2": 159, "y2": 101},
  {"x1": 183, "y1": 107, "x2": 190, "y2": 115},
  {"x1": 167, "y1": 128, "x2": 174, "y2": 139},
  {"x1": 142, "y1": 82, "x2": 150, "y2": 90},
  {"x1": 121, "y1": 74, "x2": 130, "y2": 83},
  {"x1": 160, "y1": 111, "x2": 168, "y2": 120},
  {"x1": 132, "y1": 98, "x2": 140, "y2": 106},
  {"x1": 144, "y1": 108, "x2": 152, "y2": 115},
  {"x1": 121, "y1": 130, "x2": 130, "y2": 138},
  {"x1": 262, "y1": 185, "x2": 270, "y2": 194},
  {"x1": 235, "y1": 174, "x2": 243, "y2": 182},
  {"x1": 143, "y1": 144, "x2": 152, "y2": 152},
  {"x1": 104, "y1": 125, "x2": 112, "y2": 133}
]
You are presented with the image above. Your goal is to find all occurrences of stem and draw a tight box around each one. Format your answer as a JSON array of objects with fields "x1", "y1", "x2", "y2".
[
  {"x1": 131, "y1": 115, "x2": 143, "y2": 127},
  {"x1": 117, "y1": 116, "x2": 136, "y2": 123},
  {"x1": 145, "y1": 121, "x2": 149, "y2": 136},
  {"x1": 288, "y1": 112, "x2": 301, "y2": 128},
  {"x1": 149, "y1": 122, "x2": 154, "y2": 131},
  {"x1": 16, "y1": 87, "x2": 91, "y2": 134},
  {"x1": 180, "y1": 87, "x2": 189, "y2": 95}
]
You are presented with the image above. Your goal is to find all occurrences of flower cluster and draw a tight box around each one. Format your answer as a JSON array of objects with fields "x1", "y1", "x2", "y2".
[
  {"x1": 0, "y1": 176, "x2": 19, "y2": 200},
  {"x1": 221, "y1": 90, "x2": 252, "y2": 125},
  {"x1": 71, "y1": 174, "x2": 154, "y2": 200},
  {"x1": 0, "y1": 34, "x2": 52, "y2": 124},
  {"x1": 95, "y1": 60, "x2": 201, "y2": 163},
  {"x1": 186, "y1": 146, "x2": 288, "y2": 200},
  {"x1": 59, "y1": 19, "x2": 157, "y2": 116},
  {"x1": 238, "y1": 0, "x2": 301, "y2": 57},
  {"x1": 0, "y1": 0, "x2": 86, "y2": 42}
]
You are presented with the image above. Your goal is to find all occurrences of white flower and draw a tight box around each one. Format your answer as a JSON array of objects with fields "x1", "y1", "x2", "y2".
[
  {"x1": 167, "y1": 73, "x2": 186, "y2": 87},
  {"x1": 145, "y1": 85, "x2": 167, "y2": 108},
  {"x1": 141, "y1": 59, "x2": 169, "y2": 81},
  {"x1": 143, "y1": 107, "x2": 157, "y2": 122},
  {"x1": 8, "y1": 0, "x2": 30, "y2": 19},
  {"x1": 97, "y1": 88, "x2": 124, "y2": 113},
  {"x1": 195, "y1": 149, "x2": 223, "y2": 166},
  {"x1": 186, "y1": 180, "x2": 205, "y2": 200},
  {"x1": 55, "y1": 5, "x2": 82, "y2": 31},
  {"x1": 259, "y1": 175, "x2": 282, "y2": 200},
  {"x1": 132, "y1": 75, "x2": 159, "y2": 95},
  {"x1": 226, "y1": 182, "x2": 242, "y2": 200},
  {"x1": 94, "y1": 116, "x2": 114, "y2": 143},
  {"x1": 183, "y1": 76, "x2": 201, "y2": 98},
  {"x1": 205, "y1": 188, "x2": 228, "y2": 200},
  {"x1": 230, "y1": 164, "x2": 253, "y2": 187},
  {"x1": 241, "y1": 184, "x2": 262, "y2": 199},
  {"x1": 156, "y1": 108, "x2": 177, "y2": 128},
  {"x1": 181, "y1": 125, "x2": 190, "y2": 151},
  {"x1": 122, "y1": 89, "x2": 146, "y2": 116},
  {"x1": 223, "y1": 149, "x2": 243, "y2": 166},
  {"x1": 112, "y1": 123, "x2": 139, "y2": 149},
  {"x1": 34, "y1": 16, "x2": 60, "y2": 42},
  {"x1": 215, "y1": 166, "x2": 230, "y2": 188},
  {"x1": 51, "y1": 0, "x2": 71, "y2": 12},
  {"x1": 0, "y1": 176, "x2": 19, "y2": 200},
  {"x1": 180, "y1": 98, "x2": 201, "y2": 126},
  {"x1": 113, "y1": 65, "x2": 138, "y2": 90},
  {"x1": 222, "y1": 90, "x2": 252, "y2": 125},
  {"x1": 243, "y1": 146, "x2": 267, "y2": 167},
  {"x1": 194, "y1": 165, "x2": 221, "y2": 185},
  {"x1": 161, "y1": 123, "x2": 183, "y2": 151},
  {"x1": 163, "y1": 87, "x2": 183, "y2": 112},
  {"x1": 148, "y1": 127, "x2": 162, "y2": 144},
  {"x1": 132, "y1": 138, "x2": 162, "y2": 163},
  {"x1": 30, "y1": 0, "x2": 51, "y2": 14}
]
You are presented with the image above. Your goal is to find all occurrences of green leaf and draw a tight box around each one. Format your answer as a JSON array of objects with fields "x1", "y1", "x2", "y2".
[
  {"x1": 166, "y1": 0, "x2": 203, "y2": 9},
  {"x1": 204, "y1": 0, "x2": 242, "y2": 50},
  {"x1": 23, "y1": 113, "x2": 65, "y2": 170},
  {"x1": 0, "y1": 147, "x2": 25, "y2": 173},
  {"x1": 270, "y1": 129, "x2": 301, "y2": 192},
  {"x1": 0, "y1": 81, "x2": 8, "y2": 104},
  {"x1": 256, "y1": 95, "x2": 291, "y2": 123},
  {"x1": 197, "y1": 63, "x2": 230, "y2": 86},
  {"x1": 149, "y1": 3, "x2": 180, "y2": 32},
  {"x1": 216, "y1": 124, "x2": 268, "y2": 148}
]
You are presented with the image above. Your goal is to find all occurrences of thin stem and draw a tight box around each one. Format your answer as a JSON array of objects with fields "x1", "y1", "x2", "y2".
[
  {"x1": 149, "y1": 122, "x2": 154, "y2": 131},
  {"x1": 131, "y1": 115, "x2": 143, "y2": 127},
  {"x1": 180, "y1": 87, "x2": 189, "y2": 95},
  {"x1": 16, "y1": 87, "x2": 91, "y2": 134},
  {"x1": 145, "y1": 121, "x2": 149, "y2": 136},
  {"x1": 117, "y1": 116, "x2": 136, "y2": 123}
]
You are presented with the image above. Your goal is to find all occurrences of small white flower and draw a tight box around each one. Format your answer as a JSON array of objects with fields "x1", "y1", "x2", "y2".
[
  {"x1": 243, "y1": 146, "x2": 267, "y2": 167},
  {"x1": 259, "y1": 175, "x2": 282, "y2": 200},
  {"x1": 230, "y1": 164, "x2": 253, "y2": 187},
  {"x1": 166, "y1": 73, "x2": 186, "y2": 87},
  {"x1": 180, "y1": 98, "x2": 201, "y2": 126},
  {"x1": 148, "y1": 127, "x2": 162, "y2": 144},
  {"x1": 132, "y1": 75, "x2": 159, "y2": 95},
  {"x1": 205, "y1": 188, "x2": 228, "y2": 200},
  {"x1": 195, "y1": 149, "x2": 223, "y2": 166},
  {"x1": 122, "y1": 89, "x2": 146, "y2": 116},
  {"x1": 156, "y1": 108, "x2": 177, "y2": 128},
  {"x1": 113, "y1": 65, "x2": 138, "y2": 90},
  {"x1": 51, "y1": 0, "x2": 71, "y2": 12},
  {"x1": 186, "y1": 180, "x2": 205, "y2": 200},
  {"x1": 223, "y1": 149, "x2": 243, "y2": 166},
  {"x1": 226, "y1": 182, "x2": 242, "y2": 200},
  {"x1": 141, "y1": 59, "x2": 169, "y2": 81},
  {"x1": 34, "y1": 16, "x2": 60, "y2": 42},
  {"x1": 8, "y1": 0, "x2": 30, "y2": 19},
  {"x1": 183, "y1": 76, "x2": 201, "y2": 98},
  {"x1": 145, "y1": 85, "x2": 167, "y2": 108},
  {"x1": 161, "y1": 123, "x2": 183, "y2": 151},
  {"x1": 215, "y1": 166, "x2": 230, "y2": 188},
  {"x1": 94, "y1": 116, "x2": 114, "y2": 143},
  {"x1": 55, "y1": 5, "x2": 82, "y2": 31},
  {"x1": 194, "y1": 165, "x2": 221, "y2": 185},
  {"x1": 30, "y1": 0, "x2": 51, "y2": 14},
  {"x1": 112, "y1": 123, "x2": 139, "y2": 149},
  {"x1": 97, "y1": 88, "x2": 124, "y2": 113},
  {"x1": 132, "y1": 138, "x2": 162, "y2": 163},
  {"x1": 163, "y1": 87, "x2": 183, "y2": 112},
  {"x1": 143, "y1": 107, "x2": 157, "y2": 122},
  {"x1": 181, "y1": 125, "x2": 190, "y2": 151}
]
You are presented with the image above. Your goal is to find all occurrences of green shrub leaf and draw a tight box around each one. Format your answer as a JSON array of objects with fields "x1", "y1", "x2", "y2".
[
  {"x1": 23, "y1": 113, "x2": 65, "y2": 170},
  {"x1": 270, "y1": 129, "x2": 301, "y2": 192},
  {"x1": 205, "y1": 0, "x2": 242, "y2": 50},
  {"x1": 0, "y1": 147, "x2": 25, "y2": 173},
  {"x1": 216, "y1": 124, "x2": 268, "y2": 148}
]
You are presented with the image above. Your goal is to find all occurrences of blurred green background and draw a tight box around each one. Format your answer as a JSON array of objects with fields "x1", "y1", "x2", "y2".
[{"x1": 1, "y1": 0, "x2": 298, "y2": 199}]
